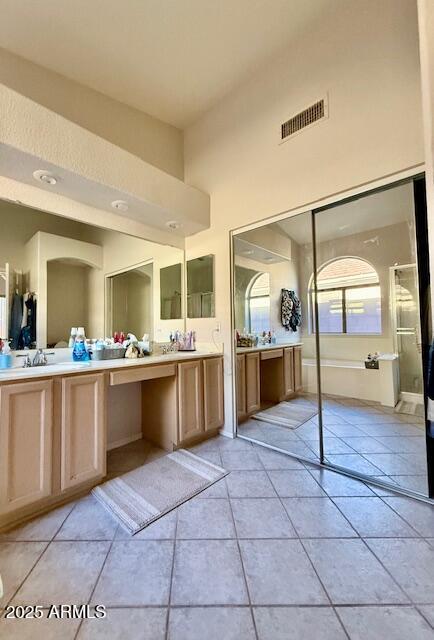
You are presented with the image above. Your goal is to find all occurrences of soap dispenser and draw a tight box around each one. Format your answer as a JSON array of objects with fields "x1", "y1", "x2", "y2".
[{"x1": 72, "y1": 327, "x2": 90, "y2": 362}]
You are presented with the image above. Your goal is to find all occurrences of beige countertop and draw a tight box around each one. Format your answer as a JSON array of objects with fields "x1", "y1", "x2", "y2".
[
  {"x1": 236, "y1": 342, "x2": 303, "y2": 354},
  {"x1": 0, "y1": 349, "x2": 222, "y2": 383}
]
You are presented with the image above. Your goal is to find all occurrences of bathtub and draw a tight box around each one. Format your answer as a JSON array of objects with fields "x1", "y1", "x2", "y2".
[{"x1": 302, "y1": 356, "x2": 399, "y2": 407}]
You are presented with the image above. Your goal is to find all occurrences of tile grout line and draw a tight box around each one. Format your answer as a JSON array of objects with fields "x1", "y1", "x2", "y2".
[
  {"x1": 226, "y1": 485, "x2": 260, "y2": 640},
  {"x1": 326, "y1": 495, "x2": 422, "y2": 539},
  {"x1": 1, "y1": 499, "x2": 75, "y2": 608},
  {"x1": 262, "y1": 466, "x2": 335, "y2": 609},
  {"x1": 416, "y1": 605, "x2": 434, "y2": 630},
  {"x1": 375, "y1": 494, "x2": 428, "y2": 538},
  {"x1": 331, "y1": 605, "x2": 352, "y2": 640},
  {"x1": 72, "y1": 528, "x2": 116, "y2": 639},
  {"x1": 3, "y1": 540, "x2": 51, "y2": 608},
  {"x1": 165, "y1": 500, "x2": 179, "y2": 640},
  {"x1": 358, "y1": 536, "x2": 418, "y2": 605}
]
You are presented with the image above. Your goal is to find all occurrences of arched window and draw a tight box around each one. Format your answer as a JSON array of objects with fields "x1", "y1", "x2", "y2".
[
  {"x1": 246, "y1": 272, "x2": 270, "y2": 333},
  {"x1": 311, "y1": 257, "x2": 381, "y2": 334}
]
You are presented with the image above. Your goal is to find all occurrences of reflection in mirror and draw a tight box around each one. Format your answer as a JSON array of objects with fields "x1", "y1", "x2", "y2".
[
  {"x1": 187, "y1": 254, "x2": 215, "y2": 318},
  {"x1": 314, "y1": 180, "x2": 429, "y2": 496},
  {"x1": 233, "y1": 214, "x2": 320, "y2": 462},
  {"x1": 0, "y1": 199, "x2": 185, "y2": 354},
  {"x1": 160, "y1": 263, "x2": 182, "y2": 320},
  {"x1": 47, "y1": 259, "x2": 93, "y2": 347},
  {"x1": 106, "y1": 263, "x2": 153, "y2": 340}
]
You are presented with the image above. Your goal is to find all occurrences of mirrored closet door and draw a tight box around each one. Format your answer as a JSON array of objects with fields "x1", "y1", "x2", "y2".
[
  {"x1": 233, "y1": 210, "x2": 322, "y2": 463},
  {"x1": 313, "y1": 177, "x2": 431, "y2": 497},
  {"x1": 233, "y1": 175, "x2": 433, "y2": 499}
]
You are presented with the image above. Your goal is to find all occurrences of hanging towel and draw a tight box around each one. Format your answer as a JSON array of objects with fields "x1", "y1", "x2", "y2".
[
  {"x1": 281, "y1": 289, "x2": 302, "y2": 332},
  {"x1": 9, "y1": 292, "x2": 23, "y2": 349},
  {"x1": 21, "y1": 292, "x2": 29, "y2": 328}
]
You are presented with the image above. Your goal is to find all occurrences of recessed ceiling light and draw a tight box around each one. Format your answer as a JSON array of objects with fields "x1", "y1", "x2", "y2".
[
  {"x1": 166, "y1": 221, "x2": 183, "y2": 230},
  {"x1": 264, "y1": 256, "x2": 275, "y2": 262},
  {"x1": 243, "y1": 250, "x2": 254, "y2": 255},
  {"x1": 33, "y1": 170, "x2": 58, "y2": 185},
  {"x1": 111, "y1": 200, "x2": 129, "y2": 212}
]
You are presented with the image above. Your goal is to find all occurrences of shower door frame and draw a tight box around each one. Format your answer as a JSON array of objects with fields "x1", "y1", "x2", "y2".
[
  {"x1": 231, "y1": 169, "x2": 434, "y2": 502},
  {"x1": 389, "y1": 262, "x2": 424, "y2": 404}
]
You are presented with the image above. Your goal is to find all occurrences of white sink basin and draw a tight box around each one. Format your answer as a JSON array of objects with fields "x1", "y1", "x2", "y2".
[
  {"x1": 0, "y1": 361, "x2": 91, "y2": 377},
  {"x1": 46, "y1": 362, "x2": 92, "y2": 371}
]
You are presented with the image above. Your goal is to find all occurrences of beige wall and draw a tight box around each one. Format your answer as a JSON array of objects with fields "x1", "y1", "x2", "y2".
[
  {"x1": 184, "y1": 0, "x2": 424, "y2": 435},
  {"x1": 111, "y1": 270, "x2": 152, "y2": 339},
  {"x1": 47, "y1": 262, "x2": 90, "y2": 345},
  {"x1": 0, "y1": 199, "x2": 93, "y2": 267},
  {"x1": 0, "y1": 48, "x2": 184, "y2": 179},
  {"x1": 417, "y1": 0, "x2": 434, "y2": 311}
]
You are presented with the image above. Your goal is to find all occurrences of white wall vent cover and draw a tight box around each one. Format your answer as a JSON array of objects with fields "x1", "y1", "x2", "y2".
[{"x1": 280, "y1": 97, "x2": 328, "y2": 142}]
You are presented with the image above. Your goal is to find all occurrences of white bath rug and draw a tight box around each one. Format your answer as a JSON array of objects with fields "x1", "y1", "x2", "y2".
[{"x1": 92, "y1": 449, "x2": 228, "y2": 535}]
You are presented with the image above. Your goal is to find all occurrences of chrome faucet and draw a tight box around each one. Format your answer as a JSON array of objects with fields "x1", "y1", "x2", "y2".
[
  {"x1": 17, "y1": 353, "x2": 32, "y2": 368},
  {"x1": 32, "y1": 349, "x2": 55, "y2": 366},
  {"x1": 161, "y1": 343, "x2": 178, "y2": 355}
]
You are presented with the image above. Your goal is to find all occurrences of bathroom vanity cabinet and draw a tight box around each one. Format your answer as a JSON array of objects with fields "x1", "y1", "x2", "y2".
[
  {"x1": 0, "y1": 379, "x2": 53, "y2": 514},
  {"x1": 0, "y1": 372, "x2": 107, "y2": 529},
  {"x1": 236, "y1": 344, "x2": 303, "y2": 420},
  {"x1": 0, "y1": 353, "x2": 224, "y2": 530}
]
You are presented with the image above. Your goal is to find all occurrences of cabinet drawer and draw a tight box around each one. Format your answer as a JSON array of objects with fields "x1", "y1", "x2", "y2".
[
  {"x1": 260, "y1": 349, "x2": 283, "y2": 361},
  {"x1": 110, "y1": 363, "x2": 176, "y2": 386}
]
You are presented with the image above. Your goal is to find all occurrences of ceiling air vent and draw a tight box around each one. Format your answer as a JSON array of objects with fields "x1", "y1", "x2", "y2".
[{"x1": 280, "y1": 97, "x2": 327, "y2": 142}]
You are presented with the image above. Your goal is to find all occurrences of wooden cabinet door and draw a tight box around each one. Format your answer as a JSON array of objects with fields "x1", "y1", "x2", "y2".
[
  {"x1": 60, "y1": 373, "x2": 106, "y2": 491},
  {"x1": 293, "y1": 346, "x2": 303, "y2": 392},
  {"x1": 283, "y1": 347, "x2": 295, "y2": 397},
  {"x1": 245, "y1": 352, "x2": 261, "y2": 414},
  {"x1": 178, "y1": 360, "x2": 204, "y2": 442},
  {"x1": 0, "y1": 379, "x2": 53, "y2": 513},
  {"x1": 236, "y1": 354, "x2": 247, "y2": 420},
  {"x1": 203, "y1": 357, "x2": 224, "y2": 431}
]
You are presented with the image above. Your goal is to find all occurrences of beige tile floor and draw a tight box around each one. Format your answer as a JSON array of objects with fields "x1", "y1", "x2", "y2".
[
  {"x1": 0, "y1": 435, "x2": 434, "y2": 639},
  {"x1": 239, "y1": 394, "x2": 429, "y2": 495}
]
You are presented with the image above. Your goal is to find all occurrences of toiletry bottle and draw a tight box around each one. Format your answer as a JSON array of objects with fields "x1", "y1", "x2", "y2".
[
  {"x1": 68, "y1": 327, "x2": 77, "y2": 348},
  {"x1": 0, "y1": 340, "x2": 12, "y2": 369},
  {"x1": 72, "y1": 327, "x2": 90, "y2": 362}
]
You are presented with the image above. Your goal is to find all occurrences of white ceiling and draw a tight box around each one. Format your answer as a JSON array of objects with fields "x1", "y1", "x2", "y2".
[
  {"x1": 276, "y1": 183, "x2": 415, "y2": 245},
  {"x1": 234, "y1": 236, "x2": 290, "y2": 264},
  {"x1": 0, "y1": 0, "x2": 330, "y2": 128}
]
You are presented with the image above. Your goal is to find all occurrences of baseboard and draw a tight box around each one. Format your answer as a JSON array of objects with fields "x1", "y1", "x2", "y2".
[
  {"x1": 399, "y1": 391, "x2": 424, "y2": 405},
  {"x1": 219, "y1": 428, "x2": 235, "y2": 439},
  {"x1": 107, "y1": 432, "x2": 143, "y2": 451}
]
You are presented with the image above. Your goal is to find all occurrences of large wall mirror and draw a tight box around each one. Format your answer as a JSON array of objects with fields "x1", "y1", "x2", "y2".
[{"x1": 0, "y1": 199, "x2": 185, "y2": 351}]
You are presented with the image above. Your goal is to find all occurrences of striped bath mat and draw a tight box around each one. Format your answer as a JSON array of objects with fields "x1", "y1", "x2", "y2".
[
  {"x1": 92, "y1": 449, "x2": 227, "y2": 535},
  {"x1": 252, "y1": 401, "x2": 317, "y2": 430}
]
